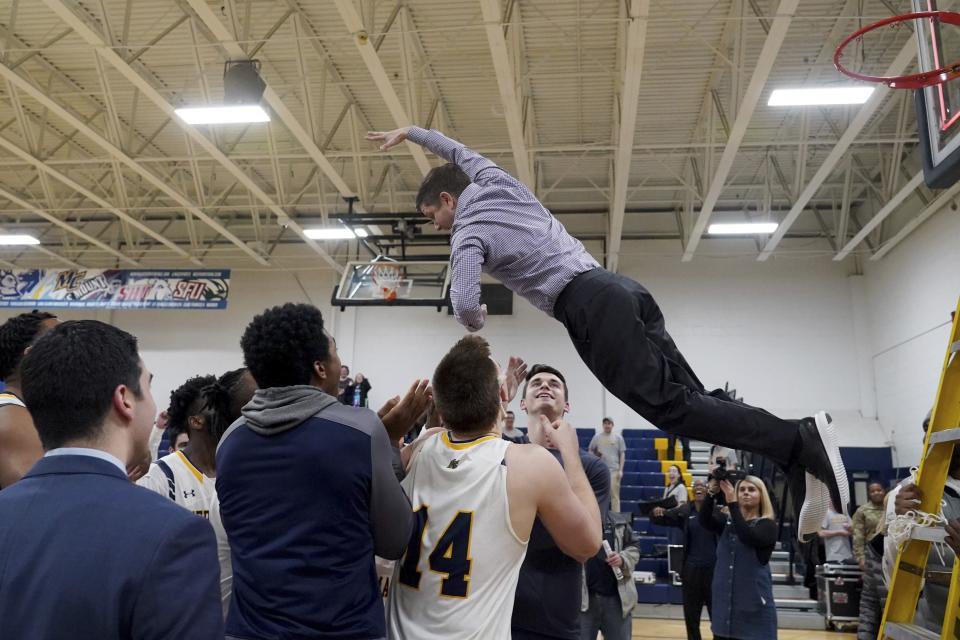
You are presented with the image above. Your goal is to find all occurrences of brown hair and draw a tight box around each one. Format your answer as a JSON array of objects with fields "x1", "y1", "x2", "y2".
[
  {"x1": 433, "y1": 336, "x2": 501, "y2": 436},
  {"x1": 416, "y1": 163, "x2": 471, "y2": 212}
]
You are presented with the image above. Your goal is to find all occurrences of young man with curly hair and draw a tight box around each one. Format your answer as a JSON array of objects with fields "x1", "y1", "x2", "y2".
[
  {"x1": 138, "y1": 374, "x2": 217, "y2": 517},
  {"x1": 217, "y1": 303, "x2": 426, "y2": 640},
  {"x1": 0, "y1": 310, "x2": 58, "y2": 488}
]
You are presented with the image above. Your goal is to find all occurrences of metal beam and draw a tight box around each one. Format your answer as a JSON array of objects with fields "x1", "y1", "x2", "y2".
[
  {"x1": 331, "y1": 0, "x2": 432, "y2": 176},
  {"x1": 606, "y1": 0, "x2": 649, "y2": 273},
  {"x1": 0, "y1": 134, "x2": 196, "y2": 262},
  {"x1": 834, "y1": 171, "x2": 924, "y2": 261},
  {"x1": 0, "y1": 182, "x2": 122, "y2": 266},
  {"x1": 758, "y1": 38, "x2": 919, "y2": 260},
  {"x1": 184, "y1": 0, "x2": 360, "y2": 203},
  {"x1": 478, "y1": 0, "x2": 534, "y2": 187},
  {"x1": 40, "y1": 0, "x2": 346, "y2": 269},
  {"x1": 682, "y1": 0, "x2": 800, "y2": 261},
  {"x1": 0, "y1": 53, "x2": 267, "y2": 266},
  {"x1": 871, "y1": 179, "x2": 960, "y2": 261}
]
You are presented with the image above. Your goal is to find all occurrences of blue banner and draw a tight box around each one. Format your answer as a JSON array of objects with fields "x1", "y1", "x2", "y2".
[{"x1": 0, "y1": 269, "x2": 230, "y2": 309}]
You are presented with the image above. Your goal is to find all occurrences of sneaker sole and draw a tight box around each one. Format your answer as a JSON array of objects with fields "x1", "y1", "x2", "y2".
[
  {"x1": 797, "y1": 473, "x2": 828, "y2": 542},
  {"x1": 816, "y1": 411, "x2": 850, "y2": 514}
]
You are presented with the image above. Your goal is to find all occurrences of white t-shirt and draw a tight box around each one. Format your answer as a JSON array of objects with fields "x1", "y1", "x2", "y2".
[
  {"x1": 821, "y1": 508, "x2": 854, "y2": 563},
  {"x1": 137, "y1": 450, "x2": 214, "y2": 518}
]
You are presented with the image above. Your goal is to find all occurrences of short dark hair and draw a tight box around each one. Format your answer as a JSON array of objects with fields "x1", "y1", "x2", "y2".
[
  {"x1": 433, "y1": 336, "x2": 501, "y2": 436},
  {"x1": 416, "y1": 163, "x2": 471, "y2": 212},
  {"x1": 602, "y1": 417, "x2": 614, "y2": 425},
  {"x1": 241, "y1": 303, "x2": 330, "y2": 388},
  {"x1": 167, "y1": 374, "x2": 216, "y2": 435},
  {"x1": 21, "y1": 321, "x2": 142, "y2": 450},
  {"x1": 200, "y1": 368, "x2": 256, "y2": 443},
  {"x1": 505, "y1": 410, "x2": 515, "y2": 417},
  {"x1": 521, "y1": 364, "x2": 569, "y2": 402},
  {"x1": 0, "y1": 310, "x2": 57, "y2": 380}
]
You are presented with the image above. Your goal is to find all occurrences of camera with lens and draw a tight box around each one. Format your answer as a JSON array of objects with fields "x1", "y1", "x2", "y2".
[{"x1": 709, "y1": 458, "x2": 747, "y2": 483}]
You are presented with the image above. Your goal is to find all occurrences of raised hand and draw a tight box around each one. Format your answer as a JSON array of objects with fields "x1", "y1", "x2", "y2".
[
  {"x1": 543, "y1": 416, "x2": 580, "y2": 458},
  {"x1": 380, "y1": 379, "x2": 433, "y2": 441},
  {"x1": 499, "y1": 355, "x2": 528, "y2": 406},
  {"x1": 366, "y1": 127, "x2": 411, "y2": 151}
]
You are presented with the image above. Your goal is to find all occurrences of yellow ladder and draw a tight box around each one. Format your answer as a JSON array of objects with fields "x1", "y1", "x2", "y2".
[{"x1": 880, "y1": 298, "x2": 960, "y2": 640}]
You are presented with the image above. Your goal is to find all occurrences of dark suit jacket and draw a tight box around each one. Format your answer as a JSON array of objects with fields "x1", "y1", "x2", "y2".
[{"x1": 0, "y1": 454, "x2": 223, "y2": 640}]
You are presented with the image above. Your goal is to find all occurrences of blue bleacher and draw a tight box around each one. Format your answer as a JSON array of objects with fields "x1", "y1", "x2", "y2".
[{"x1": 574, "y1": 427, "x2": 684, "y2": 604}]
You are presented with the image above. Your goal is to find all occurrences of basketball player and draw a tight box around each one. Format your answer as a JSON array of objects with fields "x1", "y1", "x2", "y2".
[
  {"x1": 138, "y1": 375, "x2": 216, "y2": 516},
  {"x1": 0, "y1": 311, "x2": 58, "y2": 488},
  {"x1": 514, "y1": 364, "x2": 611, "y2": 640},
  {"x1": 367, "y1": 126, "x2": 848, "y2": 538},
  {"x1": 387, "y1": 337, "x2": 602, "y2": 639}
]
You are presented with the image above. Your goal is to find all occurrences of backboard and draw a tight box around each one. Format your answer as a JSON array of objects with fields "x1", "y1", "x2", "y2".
[
  {"x1": 331, "y1": 260, "x2": 450, "y2": 310},
  {"x1": 914, "y1": 0, "x2": 960, "y2": 187}
]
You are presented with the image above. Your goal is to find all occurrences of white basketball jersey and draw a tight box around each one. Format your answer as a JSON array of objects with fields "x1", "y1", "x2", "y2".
[
  {"x1": 137, "y1": 450, "x2": 214, "y2": 518},
  {"x1": 387, "y1": 431, "x2": 527, "y2": 640}
]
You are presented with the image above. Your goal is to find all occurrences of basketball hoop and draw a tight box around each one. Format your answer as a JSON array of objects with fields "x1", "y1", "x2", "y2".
[
  {"x1": 835, "y1": 11, "x2": 960, "y2": 89},
  {"x1": 371, "y1": 263, "x2": 403, "y2": 301}
]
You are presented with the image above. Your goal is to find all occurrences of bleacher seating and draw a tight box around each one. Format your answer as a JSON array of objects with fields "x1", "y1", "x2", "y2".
[{"x1": 577, "y1": 427, "x2": 687, "y2": 604}]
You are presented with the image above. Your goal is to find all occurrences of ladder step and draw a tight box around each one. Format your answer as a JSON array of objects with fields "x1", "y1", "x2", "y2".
[
  {"x1": 883, "y1": 622, "x2": 940, "y2": 639},
  {"x1": 928, "y1": 428, "x2": 960, "y2": 445},
  {"x1": 910, "y1": 525, "x2": 947, "y2": 543}
]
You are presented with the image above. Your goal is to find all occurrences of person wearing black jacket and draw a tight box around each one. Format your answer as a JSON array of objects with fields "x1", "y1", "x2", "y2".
[
  {"x1": 651, "y1": 479, "x2": 719, "y2": 640},
  {"x1": 699, "y1": 476, "x2": 778, "y2": 640}
]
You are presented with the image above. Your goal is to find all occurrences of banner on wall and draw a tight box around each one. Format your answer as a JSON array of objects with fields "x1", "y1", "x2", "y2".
[{"x1": 0, "y1": 269, "x2": 230, "y2": 309}]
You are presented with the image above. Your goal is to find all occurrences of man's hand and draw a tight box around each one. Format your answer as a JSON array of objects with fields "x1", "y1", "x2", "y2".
[
  {"x1": 895, "y1": 483, "x2": 923, "y2": 516},
  {"x1": 499, "y1": 356, "x2": 528, "y2": 406},
  {"x1": 542, "y1": 416, "x2": 580, "y2": 458},
  {"x1": 380, "y1": 379, "x2": 432, "y2": 441},
  {"x1": 618, "y1": 469, "x2": 624, "y2": 481},
  {"x1": 366, "y1": 127, "x2": 411, "y2": 151},
  {"x1": 651, "y1": 507, "x2": 665, "y2": 518},
  {"x1": 707, "y1": 478, "x2": 720, "y2": 495},
  {"x1": 606, "y1": 552, "x2": 623, "y2": 568},
  {"x1": 945, "y1": 518, "x2": 960, "y2": 556},
  {"x1": 859, "y1": 558, "x2": 866, "y2": 571}
]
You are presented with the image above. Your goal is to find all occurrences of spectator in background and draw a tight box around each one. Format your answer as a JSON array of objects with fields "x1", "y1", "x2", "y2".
[
  {"x1": 502, "y1": 409, "x2": 526, "y2": 443},
  {"x1": 589, "y1": 417, "x2": 625, "y2": 511},
  {"x1": 338, "y1": 365, "x2": 351, "y2": 402},
  {"x1": 580, "y1": 511, "x2": 639, "y2": 640},
  {"x1": 852, "y1": 481, "x2": 886, "y2": 570},
  {"x1": 0, "y1": 310, "x2": 58, "y2": 488},
  {"x1": 0, "y1": 320, "x2": 222, "y2": 639},
  {"x1": 217, "y1": 303, "x2": 425, "y2": 639},
  {"x1": 701, "y1": 476, "x2": 778, "y2": 640},
  {"x1": 663, "y1": 463, "x2": 689, "y2": 546},
  {"x1": 652, "y1": 479, "x2": 719, "y2": 640},
  {"x1": 345, "y1": 372, "x2": 373, "y2": 407},
  {"x1": 818, "y1": 507, "x2": 855, "y2": 564},
  {"x1": 139, "y1": 375, "x2": 217, "y2": 517}
]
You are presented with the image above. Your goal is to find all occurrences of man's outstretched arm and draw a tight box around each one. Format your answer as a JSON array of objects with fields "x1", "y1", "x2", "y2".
[
  {"x1": 451, "y1": 236, "x2": 487, "y2": 331},
  {"x1": 367, "y1": 127, "x2": 516, "y2": 188}
]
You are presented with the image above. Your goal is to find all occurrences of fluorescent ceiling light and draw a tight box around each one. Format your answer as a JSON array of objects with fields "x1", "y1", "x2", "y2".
[
  {"x1": 768, "y1": 87, "x2": 874, "y2": 107},
  {"x1": 174, "y1": 105, "x2": 270, "y2": 125},
  {"x1": 0, "y1": 234, "x2": 39, "y2": 245},
  {"x1": 304, "y1": 228, "x2": 357, "y2": 240},
  {"x1": 708, "y1": 222, "x2": 778, "y2": 235}
]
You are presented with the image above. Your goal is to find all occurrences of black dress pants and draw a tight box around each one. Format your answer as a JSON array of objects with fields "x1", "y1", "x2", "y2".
[
  {"x1": 554, "y1": 268, "x2": 799, "y2": 467},
  {"x1": 680, "y1": 562, "x2": 713, "y2": 640}
]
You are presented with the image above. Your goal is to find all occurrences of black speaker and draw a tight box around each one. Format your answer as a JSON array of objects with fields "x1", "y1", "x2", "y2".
[{"x1": 447, "y1": 283, "x2": 513, "y2": 316}]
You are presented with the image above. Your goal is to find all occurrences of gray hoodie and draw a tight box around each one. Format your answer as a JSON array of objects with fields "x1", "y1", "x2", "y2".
[{"x1": 218, "y1": 385, "x2": 412, "y2": 560}]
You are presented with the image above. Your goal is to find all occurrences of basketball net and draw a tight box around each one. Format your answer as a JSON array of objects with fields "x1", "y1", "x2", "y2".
[{"x1": 371, "y1": 263, "x2": 402, "y2": 301}]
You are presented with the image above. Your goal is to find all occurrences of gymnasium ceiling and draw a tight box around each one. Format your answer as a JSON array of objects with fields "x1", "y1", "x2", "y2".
[{"x1": 0, "y1": 0, "x2": 943, "y2": 271}]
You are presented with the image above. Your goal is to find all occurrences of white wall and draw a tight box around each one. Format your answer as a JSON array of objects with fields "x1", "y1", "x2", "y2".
[
  {"x1": 863, "y1": 207, "x2": 960, "y2": 467},
  {"x1": 0, "y1": 246, "x2": 895, "y2": 452}
]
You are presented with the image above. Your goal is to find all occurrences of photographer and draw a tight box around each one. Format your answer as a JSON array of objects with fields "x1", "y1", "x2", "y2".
[
  {"x1": 699, "y1": 475, "x2": 778, "y2": 640},
  {"x1": 651, "y1": 480, "x2": 719, "y2": 640}
]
